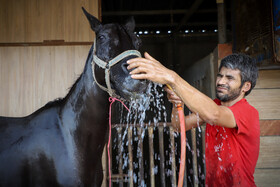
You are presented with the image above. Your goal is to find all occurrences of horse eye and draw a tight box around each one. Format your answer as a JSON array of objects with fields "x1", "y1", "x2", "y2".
[
  {"x1": 97, "y1": 35, "x2": 105, "y2": 40},
  {"x1": 136, "y1": 39, "x2": 142, "y2": 47}
]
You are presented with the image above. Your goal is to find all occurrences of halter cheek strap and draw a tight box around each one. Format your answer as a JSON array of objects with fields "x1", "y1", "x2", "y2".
[{"x1": 91, "y1": 38, "x2": 142, "y2": 98}]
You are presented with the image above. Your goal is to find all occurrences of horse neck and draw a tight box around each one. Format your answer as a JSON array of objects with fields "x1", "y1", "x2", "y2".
[{"x1": 60, "y1": 46, "x2": 110, "y2": 134}]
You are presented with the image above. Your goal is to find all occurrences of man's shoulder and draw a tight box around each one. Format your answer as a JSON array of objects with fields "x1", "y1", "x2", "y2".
[
  {"x1": 231, "y1": 99, "x2": 259, "y2": 120},
  {"x1": 239, "y1": 99, "x2": 258, "y2": 113},
  {"x1": 213, "y1": 98, "x2": 259, "y2": 115}
]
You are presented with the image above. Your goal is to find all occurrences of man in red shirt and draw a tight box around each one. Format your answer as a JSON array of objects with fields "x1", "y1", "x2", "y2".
[{"x1": 127, "y1": 53, "x2": 260, "y2": 186}]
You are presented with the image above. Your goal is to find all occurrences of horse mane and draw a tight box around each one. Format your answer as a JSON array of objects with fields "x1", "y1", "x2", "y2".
[{"x1": 62, "y1": 44, "x2": 93, "y2": 103}]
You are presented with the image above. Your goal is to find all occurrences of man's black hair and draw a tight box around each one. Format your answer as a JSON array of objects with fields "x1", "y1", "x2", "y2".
[{"x1": 219, "y1": 53, "x2": 258, "y2": 96}]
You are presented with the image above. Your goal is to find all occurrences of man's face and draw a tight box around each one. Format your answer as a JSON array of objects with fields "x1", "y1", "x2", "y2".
[{"x1": 215, "y1": 67, "x2": 242, "y2": 102}]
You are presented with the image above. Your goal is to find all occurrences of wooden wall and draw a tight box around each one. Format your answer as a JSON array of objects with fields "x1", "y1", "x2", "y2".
[
  {"x1": 247, "y1": 69, "x2": 280, "y2": 187},
  {"x1": 0, "y1": 45, "x2": 91, "y2": 116},
  {"x1": 0, "y1": 0, "x2": 99, "y2": 117},
  {"x1": 247, "y1": 70, "x2": 280, "y2": 120},
  {"x1": 0, "y1": 0, "x2": 99, "y2": 43}
]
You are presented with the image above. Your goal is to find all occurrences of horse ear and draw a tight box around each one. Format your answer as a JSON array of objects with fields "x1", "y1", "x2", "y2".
[
  {"x1": 82, "y1": 7, "x2": 102, "y2": 32},
  {"x1": 124, "y1": 16, "x2": 135, "y2": 32}
]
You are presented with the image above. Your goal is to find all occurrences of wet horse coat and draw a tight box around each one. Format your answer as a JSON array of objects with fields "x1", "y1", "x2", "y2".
[{"x1": 0, "y1": 8, "x2": 147, "y2": 186}]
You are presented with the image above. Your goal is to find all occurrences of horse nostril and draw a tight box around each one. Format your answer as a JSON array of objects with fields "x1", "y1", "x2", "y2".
[{"x1": 122, "y1": 63, "x2": 130, "y2": 73}]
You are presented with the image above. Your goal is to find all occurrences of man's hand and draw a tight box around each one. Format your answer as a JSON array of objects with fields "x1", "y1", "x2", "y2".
[
  {"x1": 164, "y1": 86, "x2": 183, "y2": 106},
  {"x1": 164, "y1": 86, "x2": 184, "y2": 131},
  {"x1": 127, "y1": 52, "x2": 176, "y2": 85}
]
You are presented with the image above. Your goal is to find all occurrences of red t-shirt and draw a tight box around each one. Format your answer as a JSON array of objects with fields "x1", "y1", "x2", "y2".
[{"x1": 205, "y1": 98, "x2": 260, "y2": 187}]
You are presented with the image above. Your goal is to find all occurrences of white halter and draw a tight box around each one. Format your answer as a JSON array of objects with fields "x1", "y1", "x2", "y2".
[{"x1": 91, "y1": 38, "x2": 142, "y2": 98}]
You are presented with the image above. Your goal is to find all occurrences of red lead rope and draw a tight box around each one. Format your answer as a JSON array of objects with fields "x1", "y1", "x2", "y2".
[{"x1": 108, "y1": 97, "x2": 130, "y2": 187}]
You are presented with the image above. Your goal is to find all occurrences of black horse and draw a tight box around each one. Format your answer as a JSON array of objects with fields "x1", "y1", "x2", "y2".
[{"x1": 0, "y1": 8, "x2": 148, "y2": 187}]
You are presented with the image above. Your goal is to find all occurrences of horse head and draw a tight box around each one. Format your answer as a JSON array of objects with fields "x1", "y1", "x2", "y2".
[{"x1": 82, "y1": 8, "x2": 149, "y2": 100}]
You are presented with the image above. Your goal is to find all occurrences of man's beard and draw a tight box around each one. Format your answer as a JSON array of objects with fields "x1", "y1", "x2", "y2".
[{"x1": 216, "y1": 84, "x2": 242, "y2": 102}]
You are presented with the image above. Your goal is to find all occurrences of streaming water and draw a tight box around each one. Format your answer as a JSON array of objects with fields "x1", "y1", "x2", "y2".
[{"x1": 112, "y1": 82, "x2": 205, "y2": 186}]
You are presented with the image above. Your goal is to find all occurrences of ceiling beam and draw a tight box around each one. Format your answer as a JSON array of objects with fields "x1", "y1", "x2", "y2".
[
  {"x1": 102, "y1": 9, "x2": 216, "y2": 16},
  {"x1": 135, "y1": 22, "x2": 218, "y2": 28},
  {"x1": 176, "y1": 0, "x2": 205, "y2": 31}
]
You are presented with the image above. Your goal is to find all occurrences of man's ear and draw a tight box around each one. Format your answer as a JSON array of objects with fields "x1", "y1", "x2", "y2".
[{"x1": 242, "y1": 82, "x2": 251, "y2": 93}]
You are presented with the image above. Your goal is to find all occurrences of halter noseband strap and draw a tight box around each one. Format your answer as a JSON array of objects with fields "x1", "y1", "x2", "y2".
[{"x1": 91, "y1": 38, "x2": 142, "y2": 98}]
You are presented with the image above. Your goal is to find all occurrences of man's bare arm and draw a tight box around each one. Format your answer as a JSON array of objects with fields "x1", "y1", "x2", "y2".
[{"x1": 128, "y1": 53, "x2": 236, "y2": 129}]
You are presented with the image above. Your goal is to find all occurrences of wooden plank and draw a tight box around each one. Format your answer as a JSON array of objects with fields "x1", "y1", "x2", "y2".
[
  {"x1": 254, "y1": 168, "x2": 280, "y2": 187},
  {"x1": 0, "y1": 45, "x2": 91, "y2": 117},
  {"x1": 255, "y1": 70, "x2": 280, "y2": 89},
  {"x1": 252, "y1": 136, "x2": 280, "y2": 187},
  {"x1": 256, "y1": 136, "x2": 280, "y2": 168},
  {"x1": 0, "y1": 0, "x2": 98, "y2": 43},
  {"x1": 260, "y1": 120, "x2": 280, "y2": 136},
  {"x1": 247, "y1": 89, "x2": 280, "y2": 120},
  {"x1": 0, "y1": 42, "x2": 93, "y2": 47}
]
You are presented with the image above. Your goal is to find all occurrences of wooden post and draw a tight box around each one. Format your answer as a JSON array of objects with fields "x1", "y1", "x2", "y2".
[
  {"x1": 148, "y1": 127, "x2": 155, "y2": 187},
  {"x1": 158, "y1": 126, "x2": 166, "y2": 187},
  {"x1": 169, "y1": 127, "x2": 177, "y2": 186},
  {"x1": 201, "y1": 125, "x2": 206, "y2": 177},
  {"x1": 128, "y1": 127, "x2": 133, "y2": 187},
  {"x1": 102, "y1": 146, "x2": 107, "y2": 187},
  {"x1": 217, "y1": 0, "x2": 227, "y2": 44},
  {"x1": 117, "y1": 127, "x2": 124, "y2": 187},
  {"x1": 137, "y1": 127, "x2": 145, "y2": 186},
  {"x1": 191, "y1": 128, "x2": 198, "y2": 187},
  {"x1": 109, "y1": 135, "x2": 113, "y2": 187}
]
